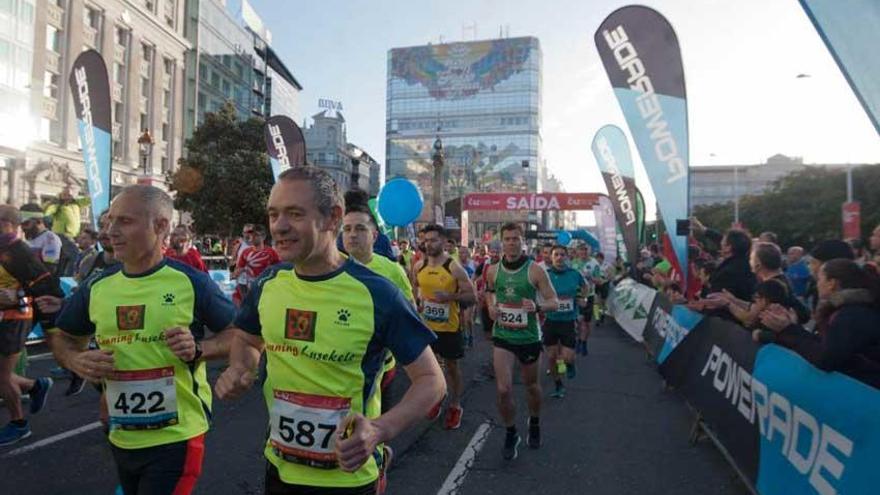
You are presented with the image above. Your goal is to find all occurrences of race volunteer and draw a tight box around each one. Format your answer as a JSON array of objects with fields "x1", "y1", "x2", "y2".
[
  {"x1": 413, "y1": 224, "x2": 476, "y2": 430},
  {"x1": 485, "y1": 222, "x2": 558, "y2": 460},
  {"x1": 215, "y1": 166, "x2": 444, "y2": 495},
  {"x1": 341, "y1": 189, "x2": 415, "y2": 415},
  {"x1": 543, "y1": 245, "x2": 586, "y2": 398},
  {"x1": 52, "y1": 185, "x2": 237, "y2": 495}
]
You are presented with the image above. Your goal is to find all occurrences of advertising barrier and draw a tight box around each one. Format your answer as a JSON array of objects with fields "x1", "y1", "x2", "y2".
[{"x1": 608, "y1": 281, "x2": 880, "y2": 494}]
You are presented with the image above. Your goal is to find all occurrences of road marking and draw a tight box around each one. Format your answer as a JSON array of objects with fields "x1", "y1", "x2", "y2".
[
  {"x1": 436, "y1": 420, "x2": 492, "y2": 495},
  {"x1": 3, "y1": 421, "x2": 102, "y2": 457}
]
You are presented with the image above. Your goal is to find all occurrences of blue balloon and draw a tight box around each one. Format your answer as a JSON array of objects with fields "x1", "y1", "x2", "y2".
[
  {"x1": 556, "y1": 231, "x2": 572, "y2": 246},
  {"x1": 378, "y1": 179, "x2": 423, "y2": 227}
]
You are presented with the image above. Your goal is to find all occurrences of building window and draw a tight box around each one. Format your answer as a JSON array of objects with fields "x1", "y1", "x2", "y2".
[
  {"x1": 114, "y1": 102, "x2": 123, "y2": 124},
  {"x1": 210, "y1": 72, "x2": 219, "y2": 89},
  {"x1": 141, "y1": 77, "x2": 150, "y2": 98},
  {"x1": 113, "y1": 138, "x2": 123, "y2": 158},
  {"x1": 161, "y1": 122, "x2": 168, "y2": 141},
  {"x1": 114, "y1": 63, "x2": 125, "y2": 84},
  {"x1": 115, "y1": 26, "x2": 128, "y2": 47},
  {"x1": 43, "y1": 72, "x2": 59, "y2": 99},
  {"x1": 143, "y1": 0, "x2": 155, "y2": 14},
  {"x1": 139, "y1": 113, "x2": 148, "y2": 132},
  {"x1": 164, "y1": 0, "x2": 176, "y2": 29},
  {"x1": 83, "y1": 5, "x2": 100, "y2": 29},
  {"x1": 45, "y1": 25, "x2": 61, "y2": 52},
  {"x1": 163, "y1": 57, "x2": 173, "y2": 76},
  {"x1": 40, "y1": 118, "x2": 63, "y2": 144},
  {"x1": 163, "y1": 89, "x2": 171, "y2": 109}
]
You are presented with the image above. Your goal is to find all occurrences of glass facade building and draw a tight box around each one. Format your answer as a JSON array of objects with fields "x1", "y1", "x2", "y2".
[
  {"x1": 386, "y1": 37, "x2": 542, "y2": 222},
  {"x1": 0, "y1": 0, "x2": 36, "y2": 152}
]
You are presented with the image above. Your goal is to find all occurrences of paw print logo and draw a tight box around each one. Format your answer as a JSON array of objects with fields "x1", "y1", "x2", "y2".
[
  {"x1": 337, "y1": 309, "x2": 351, "y2": 323},
  {"x1": 162, "y1": 293, "x2": 176, "y2": 305}
]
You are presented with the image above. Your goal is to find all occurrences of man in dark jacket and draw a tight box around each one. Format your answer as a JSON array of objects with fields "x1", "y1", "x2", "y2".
[{"x1": 708, "y1": 229, "x2": 756, "y2": 301}]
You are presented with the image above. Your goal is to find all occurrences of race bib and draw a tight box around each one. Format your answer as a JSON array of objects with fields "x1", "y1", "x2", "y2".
[
  {"x1": 557, "y1": 298, "x2": 574, "y2": 313},
  {"x1": 497, "y1": 303, "x2": 528, "y2": 329},
  {"x1": 106, "y1": 367, "x2": 178, "y2": 430},
  {"x1": 422, "y1": 300, "x2": 450, "y2": 322},
  {"x1": 269, "y1": 390, "x2": 351, "y2": 469}
]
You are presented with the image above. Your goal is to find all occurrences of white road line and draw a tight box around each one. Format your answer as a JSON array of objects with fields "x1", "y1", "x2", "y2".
[
  {"x1": 3, "y1": 421, "x2": 102, "y2": 457},
  {"x1": 436, "y1": 421, "x2": 492, "y2": 495}
]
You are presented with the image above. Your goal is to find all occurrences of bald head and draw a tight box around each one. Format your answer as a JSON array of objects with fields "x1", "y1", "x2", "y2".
[{"x1": 787, "y1": 246, "x2": 804, "y2": 264}]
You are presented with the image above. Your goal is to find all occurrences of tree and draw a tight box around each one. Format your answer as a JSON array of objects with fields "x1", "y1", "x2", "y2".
[
  {"x1": 692, "y1": 164, "x2": 880, "y2": 249},
  {"x1": 168, "y1": 102, "x2": 273, "y2": 238}
]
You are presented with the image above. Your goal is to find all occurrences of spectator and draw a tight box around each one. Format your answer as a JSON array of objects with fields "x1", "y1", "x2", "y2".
[
  {"x1": 231, "y1": 224, "x2": 279, "y2": 305},
  {"x1": 43, "y1": 187, "x2": 90, "y2": 240},
  {"x1": 804, "y1": 239, "x2": 855, "y2": 310},
  {"x1": 19, "y1": 204, "x2": 64, "y2": 277},
  {"x1": 165, "y1": 225, "x2": 207, "y2": 272},
  {"x1": 760, "y1": 259, "x2": 880, "y2": 389},
  {"x1": 848, "y1": 238, "x2": 871, "y2": 266},
  {"x1": 758, "y1": 231, "x2": 778, "y2": 244},
  {"x1": 750, "y1": 242, "x2": 810, "y2": 323},
  {"x1": 729, "y1": 278, "x2": 789, "y2": 329},
  {"x1": 694, "y1": 258, "x2": 717, "y2": 298},
  {"x1": 870, "y1": 224, "x2": 880, "y2": 265},
  {"x1": 73, "y1": 228, "x2": 99, "y2": 282},
  {"x1": 708, "y1": 229, "x2": 756, "y2": 301},
  {"x1": 785, "y1": 246, "x2": 811, "y2": 300}
]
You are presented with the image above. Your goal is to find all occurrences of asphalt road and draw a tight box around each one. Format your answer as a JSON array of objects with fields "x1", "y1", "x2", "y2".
[{"x1": 2, "y1": 320, "x2": 750, "y2": 495}]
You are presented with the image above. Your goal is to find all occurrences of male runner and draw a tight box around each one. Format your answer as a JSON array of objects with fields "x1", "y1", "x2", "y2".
[
  {"x1": 575, "y1": 245, "x2": 603, "y2": 356},
  {"x1": 543, "y1": 246, "x2": 586, "y2": 398},
  {"x1": 215, "y1": 166, "x2": 444, "y2": 495},
  {"x1": 485, "y1": 223, "x2": 558, "y2": 460},
  {"x1": 342, "y1": 190, "x2": 415, "y2": 417},
  {"x1": 53, "y1": 185, "x2": 237, "y2": 494},
  {"x1": 413, "y1": 224, "x2": 475, "y2": 430}
]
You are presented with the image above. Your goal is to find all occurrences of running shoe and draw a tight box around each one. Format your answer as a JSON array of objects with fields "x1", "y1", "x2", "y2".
[
  {"x1": 502, "y1": 431, "x2": 521, "y2": 460},
  {"x1": 444, "y1": 406, "x2": 463, "y2": 430},
  {"x1": 0, "y1": 421, "x2": 31, "y2": 446},
  {"x1": 566, "y1": 362, "x2": 577, "y2": 379},
  {"x1": 65, "y1": 373, "x2": 86, "y2": 397},
  {"x1": 526, "y1": 420, "x2": 541, "y2": 449},
  {"x1": 550, "y1": 384, "x2": 566, "y2": 399},
  {"x1": 426, "y1": 399, "x2": 443, "y2": 421},
  {"x1": 29, "y1": 377, "x2": 53, "y2": 414}
]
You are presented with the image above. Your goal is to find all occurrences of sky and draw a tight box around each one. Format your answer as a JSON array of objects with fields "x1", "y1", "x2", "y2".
[{"x1": 249, "y1": 0, "x2": 880, "y2": 221}]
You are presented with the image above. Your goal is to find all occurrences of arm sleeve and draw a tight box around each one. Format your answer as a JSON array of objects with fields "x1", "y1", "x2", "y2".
[
  {"x1": 55, "y1": 281, "x2": 95, "y2": 336},
  {"x1": 192, "y1": 271, "x2": 236, "y2": 333}
]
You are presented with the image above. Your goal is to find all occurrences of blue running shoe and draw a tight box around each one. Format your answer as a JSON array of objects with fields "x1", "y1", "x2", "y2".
[
  {"x1": 29, "y1": 377, "x2": 53, "y2": 414},
  {"x1": 0, "y1": 421, "x2": 31, "y2": 446}
]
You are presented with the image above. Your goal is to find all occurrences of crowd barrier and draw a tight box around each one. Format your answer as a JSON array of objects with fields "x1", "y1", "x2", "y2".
[{"x1": 608, "y1": 279, "x2": 880, "y2": 495}]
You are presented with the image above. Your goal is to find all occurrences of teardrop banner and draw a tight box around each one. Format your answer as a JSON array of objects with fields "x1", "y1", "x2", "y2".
[
  {"x1": 69, "y1": 49, "x2": 112, "y2": 228},
  {"x1": 595, "y1": 5, "x2": 690, "y2": 284},
  {"x1": 592, "y1": 124, "x2": 639, "y2": 268},
  {"x1": 264, "y1": 115, "x2": 306, "y2": 182}
]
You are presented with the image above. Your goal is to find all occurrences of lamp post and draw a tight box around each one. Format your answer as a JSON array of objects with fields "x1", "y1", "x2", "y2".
[
  {"x1": 432, "y1": 135, "x2": 444, "y2": 225},
  {"x1": 137, "y1": 129, "x2": 154, "y2": 176},
  {"x1": 349, "y1": 145, "x2": 364, "y2": 191}
]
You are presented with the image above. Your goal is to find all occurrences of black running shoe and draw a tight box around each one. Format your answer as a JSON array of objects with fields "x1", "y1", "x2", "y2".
[
  {"x1": 527, "y1": 421, "x2": 541, "y2": 449},
  {"x1": 65, "y1": 373, "x2": 86, "y2": 396},
  {"x1": 502, "y1": 431, "x2": 521, "y2": 460}
]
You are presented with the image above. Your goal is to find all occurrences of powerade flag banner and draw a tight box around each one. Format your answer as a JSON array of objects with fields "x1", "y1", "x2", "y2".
[
  {"x1": 596, "y1": 6, "x2": 690, "y2": 284},
  {"x1": 592, "y1": 124, "x2": 639, "y2": 266},
  {"x1": 635, "y1": 187, "x2": 646, "y2": 246},
  {"x1": 799, "y1": 0, "x2": 880, "y2": 135},
  {"x1": 593, "y1": 195, "x2": 617, "y2": 264},
  {"x1": 69, "y1": 50, "x2": 111, "y2": 228},
  {"x1": 264, "y1": 115, "x2": 306, "y2": 182}
]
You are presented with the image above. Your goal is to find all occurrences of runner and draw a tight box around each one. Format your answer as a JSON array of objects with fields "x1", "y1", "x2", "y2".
[
  {"x1": 0, "y1": 205, "x2": 65, "y2": 446},
  {"x1": 166, "y1": 225, "x2": 208, "y2": 272},
  {"x1": 575, "y1": 245, "x2": 603, "y2": 356},
  {"x1": 52, "y1": 185, "x2": 237, "y2": 494},
  {"x1": 231, "y1": 224, "x2": 280, "y2": 305},
  {"x1": 593, "y1": 252, "x2": 611, "y2": 325},
  {"x1": 458, "y1": 246, "x2": 476, "y2": 348},
  {"x1": 413, "y1": 224, "x2": 476, "y2": 430},
  {"x1": 342, "y1": 189, "x2": 415, "y2": 415},
  {"x1": 485, "y1": 223, "x2": 558, "y2": 460},
  {"x1": 543, "y1": 245, "x2": 586, "y2": 399},
  {"x1": 214, "y1": 166, "x2": 444, "y2": 495}
]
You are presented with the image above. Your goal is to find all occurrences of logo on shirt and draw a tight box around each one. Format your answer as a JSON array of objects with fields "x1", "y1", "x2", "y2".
[
  {"x1": 336, "y1": 309, "x2": 351, "y2": 327},
  {"x1": 116, "y1": 305, "x2": 146, "y2": 331},
  {"x1": 504, "y1": 287, "x2": 516, "y2": 298},
  {"x1": 285, "y1": 308, "x2": 317, "y2": 342},
  {"x1": 162, "y1": 293, "x2": 176, "y2": 305}
]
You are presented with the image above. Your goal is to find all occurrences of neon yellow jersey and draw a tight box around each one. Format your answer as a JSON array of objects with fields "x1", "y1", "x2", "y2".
[
  {"x1": 365, "y1": 255, "x2": 414, "y2": 304},
  {"x1": 236, "y1": 259, "x2": 435, "y2": 488},
  {"x1": 55, "y1": 259, "x2": 236, "y2": 449}
]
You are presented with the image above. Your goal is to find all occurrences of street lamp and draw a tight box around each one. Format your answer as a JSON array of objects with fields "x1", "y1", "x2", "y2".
[
  {"x1": 137, "y1": 129, "x2": 154, "y2": 176},
  {"x1": 432, "y1": 135, "x2": 444, "y2": 225},
  {"x1": 349, "y1": 145, "x2": 364, "y2": 191}
]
